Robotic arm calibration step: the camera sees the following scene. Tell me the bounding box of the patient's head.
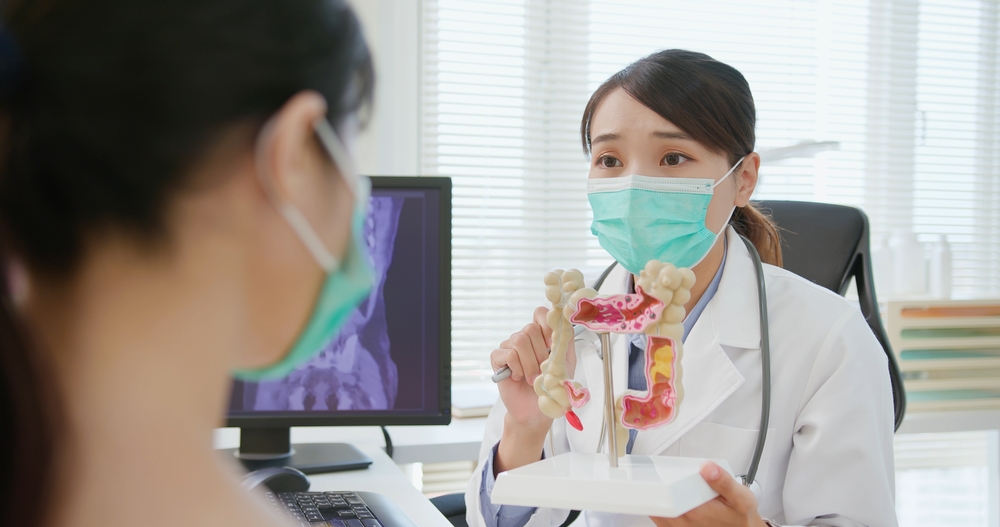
[0,1,373,524]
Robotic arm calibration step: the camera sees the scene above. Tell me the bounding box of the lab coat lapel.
[596,228,759,456]
[709,228,763,350]
[629,329,744,455]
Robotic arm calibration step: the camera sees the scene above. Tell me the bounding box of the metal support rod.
[599,332,618,468]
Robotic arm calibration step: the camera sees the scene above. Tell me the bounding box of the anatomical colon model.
[533,261,694,457]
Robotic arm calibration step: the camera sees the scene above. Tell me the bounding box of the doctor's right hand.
[490,306,578,434]
[491,306,577,473]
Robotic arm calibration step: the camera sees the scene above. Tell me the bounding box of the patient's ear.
[733,153,760,207]
[254,91,332,210]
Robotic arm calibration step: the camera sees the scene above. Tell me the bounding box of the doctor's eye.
[596,155,622,168]
[662,153,690,166]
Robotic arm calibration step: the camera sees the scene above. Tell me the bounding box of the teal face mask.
[587,157,745,275]
[233,119,374,382]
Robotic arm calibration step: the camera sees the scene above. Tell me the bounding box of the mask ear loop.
[314,118,370,206]
[254,118,341,273]
[685,155,747,269]
[712,154,748,236]
[709,155,747,190]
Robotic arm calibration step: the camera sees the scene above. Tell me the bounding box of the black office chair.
[755,200,905,430]
[431,200,907,525]
[430,493,468,527]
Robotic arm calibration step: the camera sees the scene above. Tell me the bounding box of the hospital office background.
[211,1,1000,525]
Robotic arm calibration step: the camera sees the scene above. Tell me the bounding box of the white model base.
[491,452,732,518]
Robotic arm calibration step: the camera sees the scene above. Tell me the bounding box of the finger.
[533,306,553,348]
[505,349,526,382]
[493,348,525,382]
[490,347,510,372]
[699,462,754,514]
[522,322,549,365]
[680,496,732,524]
[509,332,541,382]
[491,332,520,374]
[649,515,688,527]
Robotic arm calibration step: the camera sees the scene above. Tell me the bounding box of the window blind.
[421,0,1000,383]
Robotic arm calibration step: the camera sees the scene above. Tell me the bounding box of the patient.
[0,1,374,526]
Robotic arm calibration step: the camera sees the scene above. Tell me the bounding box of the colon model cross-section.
[535,261,694,448]
[620,335,679,430]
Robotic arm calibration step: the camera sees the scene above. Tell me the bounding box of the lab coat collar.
[708,227,764,350]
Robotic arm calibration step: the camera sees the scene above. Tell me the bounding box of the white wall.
[347,0,421,176]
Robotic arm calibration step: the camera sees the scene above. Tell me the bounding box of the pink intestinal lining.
[570,286,665,333]
[620,335,679,430]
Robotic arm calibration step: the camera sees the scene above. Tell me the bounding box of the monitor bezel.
[224,176,452,428]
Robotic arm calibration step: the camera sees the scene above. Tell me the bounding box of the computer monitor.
[224,176,451,473]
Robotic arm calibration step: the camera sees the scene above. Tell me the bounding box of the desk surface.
[218,410,1000,527]
[305,444,452,527]
[215,418,488,465]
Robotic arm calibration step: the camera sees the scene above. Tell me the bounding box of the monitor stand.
[223,426,373,474]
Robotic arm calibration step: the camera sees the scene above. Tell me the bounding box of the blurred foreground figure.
[0,1,376,526]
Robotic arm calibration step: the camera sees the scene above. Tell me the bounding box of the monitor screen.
[226,177,451,428]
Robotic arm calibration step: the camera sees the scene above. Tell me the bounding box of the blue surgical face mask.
[233,119,374,381]
[587,157,745,275]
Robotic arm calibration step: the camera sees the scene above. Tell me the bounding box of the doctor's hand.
[491,307,577,473]
[492,306,578,429]
[650,462,767,527]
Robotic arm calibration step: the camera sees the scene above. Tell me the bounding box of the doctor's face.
[587,88,759,235]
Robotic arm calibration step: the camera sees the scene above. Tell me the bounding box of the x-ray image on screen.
[236,196,403,412]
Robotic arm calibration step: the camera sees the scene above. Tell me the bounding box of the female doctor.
[467,50,898,527]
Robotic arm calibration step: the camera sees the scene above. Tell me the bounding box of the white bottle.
[890,232,927,296]
[929,234,952,299]
[871,236,895,299]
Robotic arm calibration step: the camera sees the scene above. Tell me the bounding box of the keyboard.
[265,490,418,527]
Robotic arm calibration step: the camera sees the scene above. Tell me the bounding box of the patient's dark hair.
[0,0,373,525]
[581,49,782,267]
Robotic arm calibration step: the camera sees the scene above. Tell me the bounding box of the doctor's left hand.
[650,462,767,527]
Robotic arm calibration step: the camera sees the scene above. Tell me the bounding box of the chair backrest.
[754,200,906,430]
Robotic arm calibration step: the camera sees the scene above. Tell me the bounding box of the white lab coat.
[465,227,898,527]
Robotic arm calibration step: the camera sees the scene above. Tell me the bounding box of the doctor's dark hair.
[0,0,373,525]
[581,49,782,267]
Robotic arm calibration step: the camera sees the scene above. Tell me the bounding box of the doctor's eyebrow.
[651,130,692,141]
[591,130,692,145]
[591,132,620,145]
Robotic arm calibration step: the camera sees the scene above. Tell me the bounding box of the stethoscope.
[526,235,772,489]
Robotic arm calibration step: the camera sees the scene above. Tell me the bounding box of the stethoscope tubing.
[739,235,771,487]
